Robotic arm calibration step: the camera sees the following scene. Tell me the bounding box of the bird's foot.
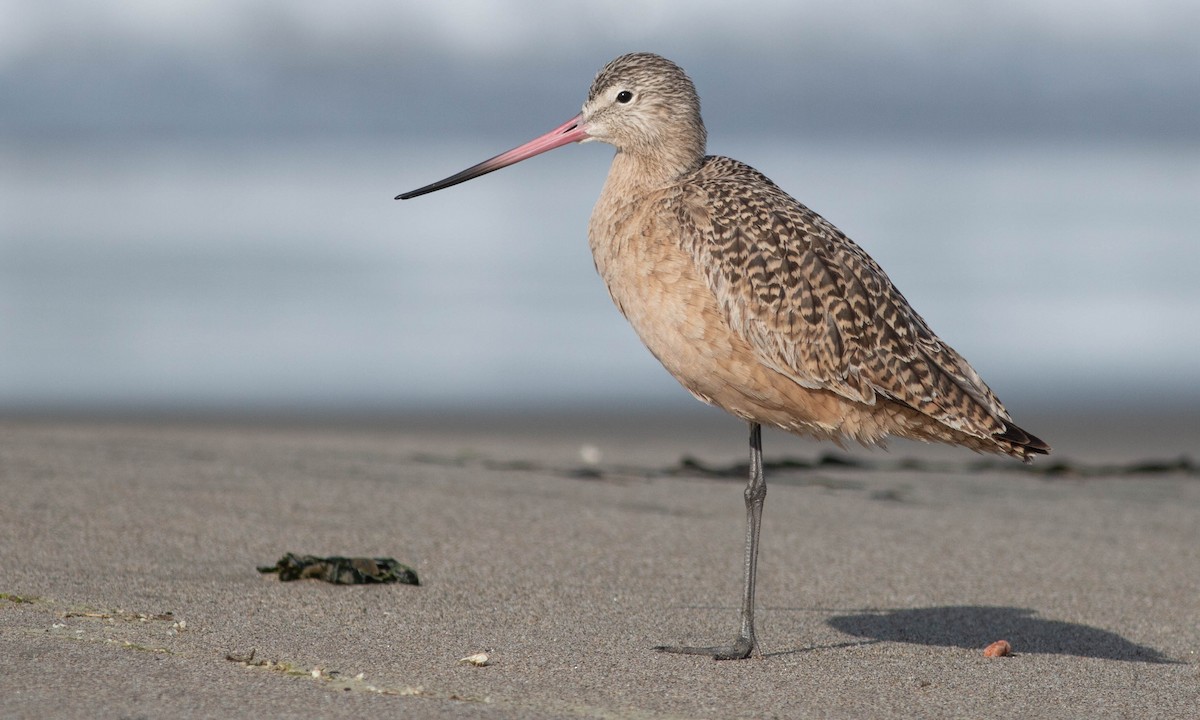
[654,635,757,661]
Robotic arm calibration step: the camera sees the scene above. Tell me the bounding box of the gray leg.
[656,421,766,660]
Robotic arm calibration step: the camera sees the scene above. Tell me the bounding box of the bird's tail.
[995,422,1051,463]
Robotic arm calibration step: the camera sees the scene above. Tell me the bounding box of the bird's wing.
[671,157,1011,438]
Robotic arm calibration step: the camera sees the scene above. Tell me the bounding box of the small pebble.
[579,444,602,465]
[459,652,491,666]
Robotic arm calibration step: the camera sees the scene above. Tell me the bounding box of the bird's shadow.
[816,605,1175,663]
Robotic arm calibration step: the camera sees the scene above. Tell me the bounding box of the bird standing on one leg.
[398,52,1049,660]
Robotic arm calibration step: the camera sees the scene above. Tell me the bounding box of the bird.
[397,52,1049,660]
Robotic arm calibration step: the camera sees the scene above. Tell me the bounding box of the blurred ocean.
[2,135,1197,413]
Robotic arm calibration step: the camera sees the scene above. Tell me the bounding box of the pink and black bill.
[397,115,588,200]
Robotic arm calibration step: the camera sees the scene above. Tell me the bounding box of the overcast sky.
[2,0,1197,140]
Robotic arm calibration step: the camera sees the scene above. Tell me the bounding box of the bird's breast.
[587,193,781,420]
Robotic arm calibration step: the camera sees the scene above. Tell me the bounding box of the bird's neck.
[603,144,702,197]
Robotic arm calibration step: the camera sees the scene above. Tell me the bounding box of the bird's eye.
[616,90,634,104]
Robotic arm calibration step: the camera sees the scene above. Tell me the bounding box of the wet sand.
[1,409,1197,718]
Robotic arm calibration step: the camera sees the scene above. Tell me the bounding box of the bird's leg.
[656,421,766,660]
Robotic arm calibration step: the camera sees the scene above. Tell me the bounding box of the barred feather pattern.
[673,157,1011,435]
[583,53,1048,460]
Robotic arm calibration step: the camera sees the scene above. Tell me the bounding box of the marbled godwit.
[398,52,1049,660]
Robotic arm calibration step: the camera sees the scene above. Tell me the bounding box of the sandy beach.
[2,409,1197,718]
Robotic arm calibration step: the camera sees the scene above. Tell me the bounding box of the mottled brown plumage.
[585,53,1046,460]
[398,51,1048,660]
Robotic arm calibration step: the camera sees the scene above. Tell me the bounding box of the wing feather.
[671,156,1012,440]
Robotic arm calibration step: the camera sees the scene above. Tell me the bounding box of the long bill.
[396,114,589,200]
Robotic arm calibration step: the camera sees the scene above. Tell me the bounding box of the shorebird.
[398,52,1049,660]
